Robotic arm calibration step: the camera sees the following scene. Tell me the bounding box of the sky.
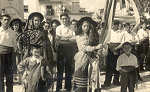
[79,0,106,12]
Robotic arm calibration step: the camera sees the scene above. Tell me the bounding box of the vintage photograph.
[0,0,150,92]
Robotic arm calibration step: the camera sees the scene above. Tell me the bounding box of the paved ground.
[13,71,150,92]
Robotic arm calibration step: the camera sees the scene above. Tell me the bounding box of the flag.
[101,0,117,44]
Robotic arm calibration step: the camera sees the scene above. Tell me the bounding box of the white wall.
[0,0,24,20]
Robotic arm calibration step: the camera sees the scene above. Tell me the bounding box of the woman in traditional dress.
[20,12,55,72]
[73,17,103,92]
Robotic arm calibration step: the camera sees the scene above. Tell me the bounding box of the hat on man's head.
[77,17,97,28]
[28,12,44,22]
[10,18,22,27]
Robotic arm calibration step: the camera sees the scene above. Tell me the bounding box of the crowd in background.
[0,5,150,92]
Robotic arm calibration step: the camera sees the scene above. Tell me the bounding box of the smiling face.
[31,48,41,58]
[12,23,19,31]
[82,21,90,33]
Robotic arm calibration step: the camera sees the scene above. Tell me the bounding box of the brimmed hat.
[77,17,97,28]
[10,18,22,27]
[28,12,44,22]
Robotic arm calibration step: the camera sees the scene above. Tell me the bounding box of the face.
[43,23,50,30]
[71,21,77,30]
[52,22,58,29]
[31,48,41,57]
[113,24,119,31]
[60,16,69,25]
[13,23,19,31]
[33,17,41,27]
[82,21,90,33]
[123,44,132,55]
[1,16,10,27]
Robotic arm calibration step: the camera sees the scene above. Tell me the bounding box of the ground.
[13,71,150,92]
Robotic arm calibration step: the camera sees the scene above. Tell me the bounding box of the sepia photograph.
[0,0,150,92]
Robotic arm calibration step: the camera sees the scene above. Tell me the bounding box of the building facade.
[0,0,24,19]
[24,0,93,20]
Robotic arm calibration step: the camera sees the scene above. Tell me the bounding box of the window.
[46,5,54,16]
[24,5,28,13]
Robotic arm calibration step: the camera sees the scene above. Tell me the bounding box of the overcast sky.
[80,0,106,11]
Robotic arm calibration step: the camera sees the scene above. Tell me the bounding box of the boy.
[116,42,138,92]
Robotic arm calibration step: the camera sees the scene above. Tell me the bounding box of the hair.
[77,20,99,46]
[51,19,61,26]
[60,13,69,19]
[11,21,23,33]
[71,19,78,24]
[0,14,11,20]
[30,44,41,51]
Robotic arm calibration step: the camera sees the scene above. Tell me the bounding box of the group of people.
[0,10,150,92]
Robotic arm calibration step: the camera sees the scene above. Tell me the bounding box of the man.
[102,20,124,88]
[0,14,17,92]
[56,13,76,92]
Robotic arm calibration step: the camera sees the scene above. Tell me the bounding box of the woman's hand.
[96,44,103,50]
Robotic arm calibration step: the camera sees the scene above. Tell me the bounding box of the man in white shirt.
[0,14,17,92]
[102,20,123,88]
[136,23,149,71]
[56,13,76,91]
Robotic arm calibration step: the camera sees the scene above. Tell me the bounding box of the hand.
[96,44,103,49]
[41,76,46,81]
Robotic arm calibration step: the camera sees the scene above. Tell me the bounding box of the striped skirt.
[73,63,89,92]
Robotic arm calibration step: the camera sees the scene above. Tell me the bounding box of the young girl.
[73,17,103,92]
[18,44,49,92]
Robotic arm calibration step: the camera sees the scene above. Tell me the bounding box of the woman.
[73,17,103,92]
[10,18,23,64]
[20,12,55,75]
[10,18,23,83]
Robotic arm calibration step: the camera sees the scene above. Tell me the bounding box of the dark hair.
[42,21,51,26]
[71,19,78,24]
[77,20,99,46]
[11,21,23,33]
[60,13,69,19]
[51,19,61,26]
[30,44,41,50]
[0,14,11,20]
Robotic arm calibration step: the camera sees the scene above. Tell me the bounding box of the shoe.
[101,84,110,89]
[113,82,120,86]
[95,88,101,92]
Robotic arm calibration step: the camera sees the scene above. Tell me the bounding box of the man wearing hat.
[0,14,17,92]
[56,13,76,91]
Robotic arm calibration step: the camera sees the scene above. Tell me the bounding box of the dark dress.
[20,27,55,71]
